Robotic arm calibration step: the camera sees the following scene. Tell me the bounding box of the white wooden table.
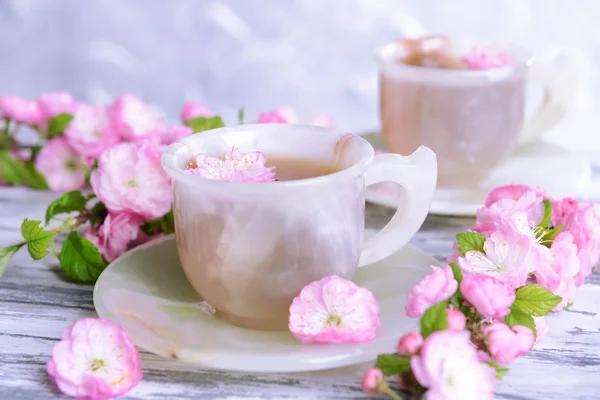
[0,196,599,399]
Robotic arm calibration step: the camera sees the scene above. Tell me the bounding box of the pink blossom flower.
[550,197,580,227]
[464,47,517,70]
[446,241,461,264]
[143,125,194,146]
[397,331,423,355]
[90,141,171,219]
[311,113,336,128]
[288,275,380,344]
[64,104,120,158]
[533,316,546,345]
[37,92,78,132]
[558,201,600,282]
[187,147,276,183]
[257,106,336,127]
[458,230,532,290]
[88,212,145,262]
[475,190,545,237]
[405,265,458,318]
[484,184,538,207]
[534,232,580,311]
[35,137,85,191]
[482,322,534,364]
[361,368,384,394]
[113,93,164,140]
[461,275,515,318]
[180,102,212,122]
[0,95,42,124]
[46,318,142,399]
[257,106,297,123]
[411,330,496,400]
[447,309,466,331]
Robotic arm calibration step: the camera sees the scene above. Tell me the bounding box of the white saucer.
[361,133,593,216]
[93,232,436,373]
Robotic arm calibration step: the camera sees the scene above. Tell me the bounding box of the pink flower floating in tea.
[46,318,143,399]
[186,147,277,183]
[463,47,517,70]
[288,275,380,344]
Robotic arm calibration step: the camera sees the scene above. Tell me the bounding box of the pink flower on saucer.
[288,275,380,344]
[46,318,143,399]
[464,47,516,70]
[113,93,164,140]
[187,147,276,183]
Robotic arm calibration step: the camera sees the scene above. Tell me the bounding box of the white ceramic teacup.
[162,124,437,330]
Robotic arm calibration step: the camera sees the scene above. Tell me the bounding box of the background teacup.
[161,124,437,331]
[377,36,572,188]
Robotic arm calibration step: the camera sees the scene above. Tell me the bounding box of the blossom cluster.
[362,184,600,399]
[0,94,334,283]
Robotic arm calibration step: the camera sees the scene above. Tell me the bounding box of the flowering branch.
[363,185,600,399]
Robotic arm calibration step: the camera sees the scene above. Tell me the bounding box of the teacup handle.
[519,49,581,145]
[358,146,437,267]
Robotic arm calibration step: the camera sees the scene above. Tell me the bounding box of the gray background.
[0,0,598,151]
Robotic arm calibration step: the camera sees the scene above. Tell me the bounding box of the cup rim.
[161,123,374,191]
[375,38,533,80]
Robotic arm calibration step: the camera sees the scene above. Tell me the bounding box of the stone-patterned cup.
[378,37,569,188]
[161,123,437,330]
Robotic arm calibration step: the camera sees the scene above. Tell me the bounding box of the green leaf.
[505,308,537,340]
[0,150,27,185]
[374,354,411,377]
[484,361,509,380]
[24,163,49,189]
[45,190,87,225]
[512,284,562,317]
[47,113,74,138]
[142,208,175,235]
[186,116,225,133]
[89,200,107,227]
[0,243,25,278]
[449,262,463,283]
[21,219,57,260]
[0,152,49,189]
[161,209,175,234]
[420,300,449,338]
[238,108,245,124]
[542,224,564,245]
[538,199,552,228]
[59,231,107,283]
[456,232,487,255]
[83,159,98,187]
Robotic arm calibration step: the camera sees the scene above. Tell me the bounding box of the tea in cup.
[161,124,437,330]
